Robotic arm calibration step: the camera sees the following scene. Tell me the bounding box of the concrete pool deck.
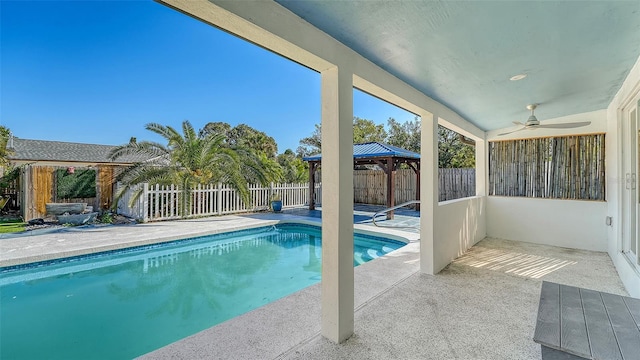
[0,208,629,359]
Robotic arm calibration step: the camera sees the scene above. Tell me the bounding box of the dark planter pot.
[271,200,282,212]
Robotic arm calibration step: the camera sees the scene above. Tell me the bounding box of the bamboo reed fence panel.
[489,134,605,200]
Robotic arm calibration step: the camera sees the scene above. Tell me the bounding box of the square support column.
[475,136,487,197]
[320,66,354,343]
[420,112,438,274]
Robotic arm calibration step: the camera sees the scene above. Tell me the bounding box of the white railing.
[117,182,321,222]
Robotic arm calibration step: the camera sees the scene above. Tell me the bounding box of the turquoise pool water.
[0,223,405,359]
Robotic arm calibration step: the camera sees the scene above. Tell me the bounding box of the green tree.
[230,124,278,158]
[0,126,20,193]
[353,117,387,144]
[297,123,322,157]
[296,117,475,169]
[110,120,275,215]
[297,117,387,157]
[277,149,308,183]
[387,117,420,153]
[199,122,231,139]
[201,122,278,158]
[438,125,475,168]
[201,122,282,183]
[0,126,13,167]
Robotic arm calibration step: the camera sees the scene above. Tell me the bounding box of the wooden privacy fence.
[353,169,415,205]
[117,182,322,222]
[353,168,476,204]
[21,164,121,221]
[489,134,605,200]
[23,165,54,221]
[438,168,476,202]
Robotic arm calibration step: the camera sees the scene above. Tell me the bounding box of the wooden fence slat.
[353,168,475,204]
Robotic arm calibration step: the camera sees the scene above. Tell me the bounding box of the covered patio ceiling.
[276,0,640,131]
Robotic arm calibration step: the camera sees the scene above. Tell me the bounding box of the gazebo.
[303,142,420,218]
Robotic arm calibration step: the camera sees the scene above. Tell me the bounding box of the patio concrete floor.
[0,206,629,359]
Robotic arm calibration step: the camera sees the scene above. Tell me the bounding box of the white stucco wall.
[485,110,609,252]
[486,197,607,252]
[485,54,640,296]
[433,196,486,273]
[606,53,640,298]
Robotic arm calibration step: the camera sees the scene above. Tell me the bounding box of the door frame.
[620,92,640,268]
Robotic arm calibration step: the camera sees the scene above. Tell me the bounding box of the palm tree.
[0,126,13,167]
[110,121,275,216]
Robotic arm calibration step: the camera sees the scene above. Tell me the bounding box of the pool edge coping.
[0,216,417,268]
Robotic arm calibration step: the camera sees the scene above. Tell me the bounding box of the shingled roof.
[302,142,420,162]
[8,138,151,164]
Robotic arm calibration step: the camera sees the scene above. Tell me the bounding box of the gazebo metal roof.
[303,142,421,217]
[302,142,420,161]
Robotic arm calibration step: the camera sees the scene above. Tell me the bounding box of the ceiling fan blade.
[512,121,525,126]
[536,121,591,129]
[498,127,526,136]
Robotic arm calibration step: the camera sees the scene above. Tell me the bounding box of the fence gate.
[24,165,54,221]
[98,165,115,210]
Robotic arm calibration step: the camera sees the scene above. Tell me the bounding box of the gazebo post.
[386,156,395,219]
[309,161,317,210]
[415,162,420,211]
[407,161,421,211]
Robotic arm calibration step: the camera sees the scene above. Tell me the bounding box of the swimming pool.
[0,223,405,359]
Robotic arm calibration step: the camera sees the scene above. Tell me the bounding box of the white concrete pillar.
[476,135,487,197]
[420,112,438,274]
[320,66,354,343]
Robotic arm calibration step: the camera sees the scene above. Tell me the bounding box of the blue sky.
[1,0,416,153]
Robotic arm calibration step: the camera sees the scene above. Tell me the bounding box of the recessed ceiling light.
[510,74,527,81]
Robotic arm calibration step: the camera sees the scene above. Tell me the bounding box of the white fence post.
[142,183,149,222]
[217,183,222,216]
[169,184,175,219]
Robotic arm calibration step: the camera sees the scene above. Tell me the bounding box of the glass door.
[623,99,639,265]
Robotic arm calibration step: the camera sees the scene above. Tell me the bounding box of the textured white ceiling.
[276,0,640,130]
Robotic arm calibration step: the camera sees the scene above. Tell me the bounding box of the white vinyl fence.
[117,182,322,222]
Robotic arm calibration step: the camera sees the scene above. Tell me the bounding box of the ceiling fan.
[498,104,591,136]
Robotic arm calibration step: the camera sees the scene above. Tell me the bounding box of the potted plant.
[271,193,282,212]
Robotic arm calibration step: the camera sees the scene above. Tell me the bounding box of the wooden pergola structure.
[303,142,420,218]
